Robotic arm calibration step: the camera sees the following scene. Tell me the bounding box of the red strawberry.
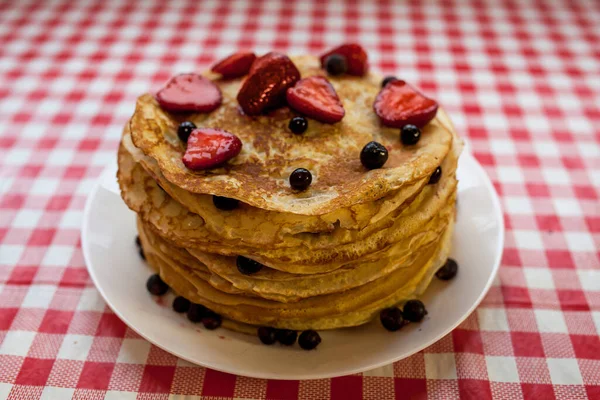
[320,43,368,76]
[373,80,438,128]
[156,74,222,113]
[248,53,270,75]
[286,76,345,123]
[211,52,256,79]
[182,128,242,170]
[237,52,300,115]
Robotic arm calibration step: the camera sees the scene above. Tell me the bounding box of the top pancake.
[129,55,452,215]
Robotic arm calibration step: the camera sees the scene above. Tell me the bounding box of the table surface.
[1,0,599,399]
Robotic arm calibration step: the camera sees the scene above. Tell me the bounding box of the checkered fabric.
[0,0,599,398]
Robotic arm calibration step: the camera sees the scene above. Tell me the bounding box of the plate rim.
[81,151,504,380]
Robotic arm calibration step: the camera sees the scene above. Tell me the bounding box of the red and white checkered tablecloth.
[0,0,599,398]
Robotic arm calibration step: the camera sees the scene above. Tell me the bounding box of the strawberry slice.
[248,53,270,75]
[182,128,242,170]
[286,76,345,123]
[156,74,222,113]
[319,43,368,76]
[237,52,300,115]
[211,52,256,79]
[373,80,438,128]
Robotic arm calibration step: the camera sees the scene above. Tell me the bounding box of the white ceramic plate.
[82,150,503,380]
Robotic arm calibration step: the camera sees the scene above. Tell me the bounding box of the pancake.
[124,110,460,243]
[140,216,454,330]
[137,218,258,298]
[119,49,463,336]
[129,55,452,215]
[139,209,451,302]
[119,142,457,272]
[117,131,459,269]
[123,127,430,243]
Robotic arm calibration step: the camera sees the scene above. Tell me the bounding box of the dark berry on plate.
[429,166,442,184]
[202,312,222,330]
[324,54,348,76]
[403,300,428,322]
[298,330,321,350]
[436,258,458,280]
[177,121,196,143]
[289,168,312,191]
[187,303,208,323]
[360,141,388,170]
[146,274,168,296]
[135,235,141,247]
[276,329,298,346]
[382,76,398,87]
[401,124,421,145]
[139,248,146,261]
[380,307,404,331]
[172,296,191,313]
[213,195,239,211]
[289,116,308,134]
[236,256,263,275]
[258,327,277,345]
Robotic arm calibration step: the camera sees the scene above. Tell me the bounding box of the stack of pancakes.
[117,55,462,334]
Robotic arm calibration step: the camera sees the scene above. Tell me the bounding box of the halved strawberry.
[182,128,242,170]
[237,52,300,115]
[286,76,345,123]
[373,80,438,128]
[248,53,270,75]
[319,43,368,76]
[211,52,256,79]
[156,74,222,113]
